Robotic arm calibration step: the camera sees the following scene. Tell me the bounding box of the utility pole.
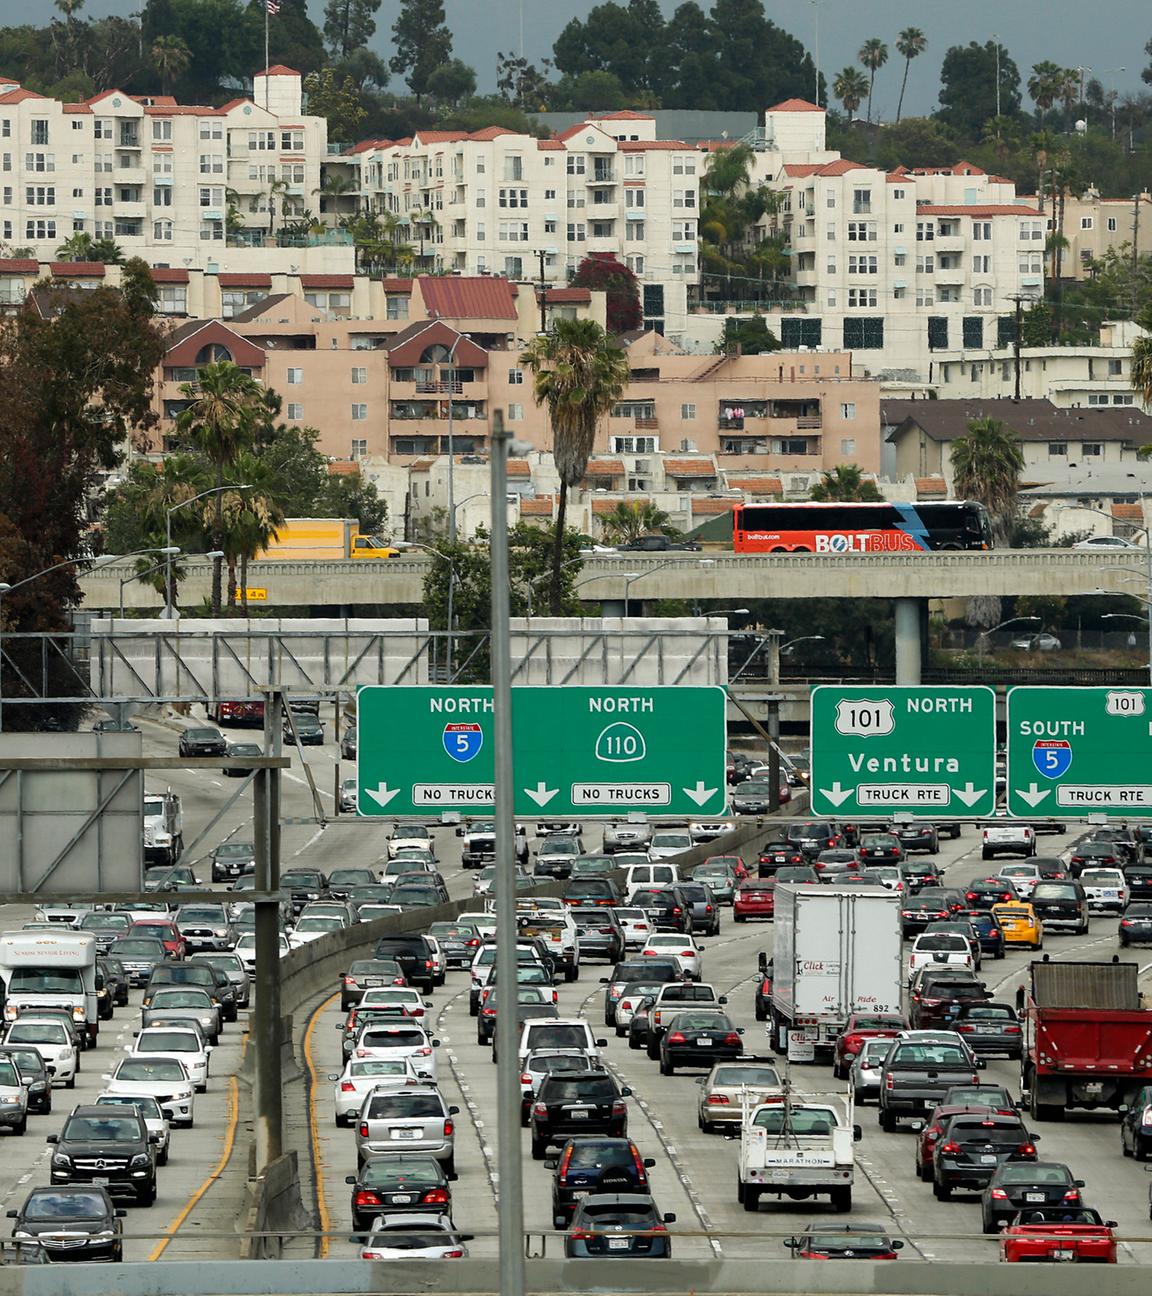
[535,249,548,333]
[253,687,284,1172]
[1133,194,1141,320]
[1006,293,1027,401]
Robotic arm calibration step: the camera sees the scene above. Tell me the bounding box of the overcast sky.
[6,0,1147,119]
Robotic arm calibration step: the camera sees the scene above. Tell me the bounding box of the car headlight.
[178,1088,193,1101]
[51,1154,71,1167]
[214,929,227,937]
[57,1049,71,1061]
[130,1153,151,1168]
[0,1096,18,1105]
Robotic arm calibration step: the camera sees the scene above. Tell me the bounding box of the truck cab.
[737,1093,859,1214]
[0,931,100,1045]
[143,790,183,865]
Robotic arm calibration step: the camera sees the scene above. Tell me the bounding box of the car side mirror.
[543,1159,557,1170]
[1106,1220,1119,1228]
[448,1106,460,1116]
[853,1124,862,1142]
[1074,1179,1085,1188]
[695,1077,705,1085]
[976,1059,986,1069]
[643,1156,656,1168]
[910,1120,924,1132]
[719,996,728,1005]
[891,1239,905,1250]
[620,1087,632,1097]
[149,1133,159,1143]
[101,1073,111,1081]
[327,1074,340,1082]
[45,1134,57,1144]
[598,977,609,984]
[996,1220,1008,1230]
[662,1213,676,1224]
[1029,1132,1040,1141]
[596,1039,607,1047]
[782,1236,798,1248]
[123,1046,132,1053]
[737,1028,744,1035]
[432,1040,440,1047]
[345,1175,356,1185]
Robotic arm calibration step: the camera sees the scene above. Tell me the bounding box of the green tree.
[1132,303,1152,414]
[549,70,626,111]
[1028,60,1067,122]
[54,232,123,264]
[218,454,285,614]
[521,319,630,614]
[810,465,881,501]
[1020,299,1054,346]
[315,468,388,534]
[720,316,780,354]
[150,34,191,93]
[302,67,367,144]
[141,0,260,102]
[832,66,868,118]
[871,117,959,171]
[895,26,927,123]
[572,255,642,334]
[950,417,1025,546]
[857,37,888,123]
[426,58,477,106]
[391,0,453,102]
[495,51,554,110]
[598,501,680,544]
[936,40,1021,136]
[174,362,264,614]
[322,0,381,59]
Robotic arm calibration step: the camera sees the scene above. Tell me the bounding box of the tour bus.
[731,500,993,554]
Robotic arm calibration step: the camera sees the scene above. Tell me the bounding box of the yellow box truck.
[254,518,398,561]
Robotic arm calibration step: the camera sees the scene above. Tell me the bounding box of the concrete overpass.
[83,549,1144,612]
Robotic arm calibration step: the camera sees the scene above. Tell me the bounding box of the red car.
[832,1012,908,1079]
[999,1207,1117,1263]
[734,879,775,923]
[707,855,749,881]
[913,1103,996,1180]
[128,919,185,959]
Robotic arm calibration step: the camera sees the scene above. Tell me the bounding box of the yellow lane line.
[304,992,338,1259]
[149,1032,246,1262]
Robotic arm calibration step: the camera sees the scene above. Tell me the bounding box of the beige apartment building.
[0,67,329,266]
[330,113,700,339]
[1061,191,1152,278]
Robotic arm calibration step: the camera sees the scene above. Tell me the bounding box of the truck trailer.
[254,518,397,561]
[0,931,99,1045]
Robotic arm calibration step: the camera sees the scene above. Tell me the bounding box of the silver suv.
[354,1086,459,1176]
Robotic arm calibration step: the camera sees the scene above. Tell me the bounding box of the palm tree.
[950,417,1025,546]
[1028,61,1065,122]
[175,362,265,614]
[832,67,869,120]
[218,468,285,615]
[150,35,191,95]
[810,465,882,502]
[520,319,630,613]
[268,177,290,240]
[1131,305,1152,414]
[314,171,357,224]
[857,38,888,122]
[598,501,680,545]
[894,27,926,123]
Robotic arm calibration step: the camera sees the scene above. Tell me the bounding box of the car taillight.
[344,977,357,987]
[956,1024,973,1033]
[1122,920,1134,927]
[706,1093,730,1105]
[681,950,695,958]
[340,1081,356,1093]
[989,1188,1008,1200]
[939,1141,961,1155]
[885,1073,894,1090]
[482,1007,496,1016]
[359,1122,369,1137]
[425,960,433,968]
[667,1032,686,1044]
[444,1120,454,1136]
[443,1249,464,1259]
[533,1102,547,1117]
[723,1032,741,1046]
[1062,1189,1080,1201]
[1019,1143,1036,1156]
[611,1100,627,1115]
[841,1034,861,1053]
[671,908,681,915]
[570,1230,594,1242]
[1005,1025,1021,1033]
[467,938,480,947]
[417,1046,432,1056]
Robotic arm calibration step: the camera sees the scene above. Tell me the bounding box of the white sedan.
[352,1022,439,1082]
[641,933,704,979]
[234,931,291,971]
[288,915,346,949]
[329,1055,422,1126]
[614,907,654,949]
[358,988,429,1022]
[997,862,1041,899]
[95,1092,172,1165]
[360,1212,468,1260]
[102,1055,195,1126]
[906,933,975,984]
[127,1025,213,1093]
[1,1019,78,1088]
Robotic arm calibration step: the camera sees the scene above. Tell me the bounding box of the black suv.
[910,971,991,1029]
[8,1186,125,1262]
[177,726,227,758]
[529,1071,629,1160]
[47,1104,158,1205]
[901,893,951,937]
[569,908,625,963]
[786,822,844,860]
[545,1137,656,1227]
[1029,880,1089,934]
[373,935,437,993]
[932,1112,1037,1199]
[281,869,329,914]
[629,887,691,933]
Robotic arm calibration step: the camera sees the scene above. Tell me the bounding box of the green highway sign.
[1006,686,1152,817]
[810,685,997,819]
[355,685,728,819]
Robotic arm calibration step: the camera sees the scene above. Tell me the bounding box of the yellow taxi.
[991,901,1043,950]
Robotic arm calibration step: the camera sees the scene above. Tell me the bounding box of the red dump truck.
[1020,959,1152,1120]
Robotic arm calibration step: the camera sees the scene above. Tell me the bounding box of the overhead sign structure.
[1006,686,1152,817]
[810,685,996,819]
[355,685,727,819]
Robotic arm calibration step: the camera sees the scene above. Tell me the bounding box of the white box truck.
[768,884,903,1056]
[737,1090,861,1213]
[0,931,99,1045]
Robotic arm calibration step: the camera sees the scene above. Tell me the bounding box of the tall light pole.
[622,558,698,617]
[165,484,252,618]
[976,615,1039,662]
[442,334,466,544]
[526,557,606,617]
[119,550,224,618]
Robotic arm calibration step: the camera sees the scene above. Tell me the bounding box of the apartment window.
[25,153,54,172]
[199,219,223,241]
[507,402,523,421]
[916,221,934,242]
[504,256,523,277]
[566,154,585,175]
[1,188,9,205]
[681,403,696,420]
[285,403,303,420]
[475,188,486,208]
[1082,442,1102,456]
[25,186,54,206]
[847,288,877,308]
[1047,442,1068,456]
[155,283,186,313]
[29,119,47,146]
[624,154,645,177]
[1018,254,1042,275]
[503,155,523,181]
[671,154,696,175]
[916,255,934,274]
[840,403,856,420]
[780,318,822,348]
[94,220,113,238]
[152,120,172,141]
[152,218,173,241]
[591,221,613,238]
[841,438,857,455]
[153,155,173,176]
[386,296,409,320]
[625,188,645,209]
[625,254,644,274]
[825,190,836,208]
[1108,216,1118,232]
[2,221,10,239]
[1108,358,1123,376]
[973,287,993,307]
[852,188,872,214]
[199,120,222,140]
[24,219,55,239]
[248,130,275,151]
[508,368,523,385]
[280,129,304,151]
[626,221,645,242]
[673,189,696,208]
[1080,216,1094,230]
[672,221,695,242]
[916,288,935,307]
[893,252,906,267]
[566,222,586,242]
[962,316,984,348]
[927,317,949,349]
[280,163,305,184]
[475,221,485,241]
[287,367,303,385]
[566,192,585,210]
[152,185,173,206]
[0,120,8,139]
[351,367,367,385]
[610,435,657,454]
[351,403,368,421]
[972,254,991,273]
[892,188,905,200]
[1020,220,1043,241]
[498,187,528,208]
[198,187,224,208]
[543,219,556,234]
[848,255,877,274]
[94,186,112,207]
[847,221,876,242]
[498,221,528,242]
[972,221,992,240]
[199,155,223,174]
[842,318,884,349]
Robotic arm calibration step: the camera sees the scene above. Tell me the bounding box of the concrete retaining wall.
[240,1154,307,1261]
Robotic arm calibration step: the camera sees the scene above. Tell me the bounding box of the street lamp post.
[392,540,459,680]
[622,558,700,617]
[119,550,224,618]
[165,484,252,618]
[975,615,1040,662]
[525,555,590,618]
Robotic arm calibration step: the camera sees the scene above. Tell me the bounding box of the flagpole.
[263,0,270,110]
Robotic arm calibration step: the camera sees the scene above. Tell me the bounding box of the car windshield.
[350,1060,409,1078]
[24,1192,107,1221]
[360,1160,441,1187]
[964,1007,1013,1021]
[360,1030,426,1049]
[367,1093,443,1119]
[1033,884,1078,900]
[215,845,252,859]
[712,1065,780,1086]
[1016,1209,1102,1226]
[859,1039,892,1062]
[670,1012,730,1031]
[151,991,211,1008]
[525,1025,587,1050]
[179,909,224,923]
[112,940,165,956]
[8,970,84,995]
[62,1116,139,1142]
[568,1141,635,1169]
[139,1032,200,1053]
[915,935,969,951]
[999,1164,1070,1183]
[116,1059,185,1081]
[753,1108,836,1134]
[82,914,129,930]
[890,1044,969,1068]
[580,1204,657,1225]
[96,1096,161,1118]
[651,835,689,848]
[542,1077,615,1101]
[297,917,342,932]
[851,1016,902,1031]
[7,1025,65,1043]
[950,1120,1025,1144]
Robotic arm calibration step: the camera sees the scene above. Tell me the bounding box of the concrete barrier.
[239,1153,307,1261]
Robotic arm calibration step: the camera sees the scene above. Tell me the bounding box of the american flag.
[265,0,280,13]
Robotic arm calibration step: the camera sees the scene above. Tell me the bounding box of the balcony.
[589,168,615,185]
[934,234,965,253]
[934,265,966,285]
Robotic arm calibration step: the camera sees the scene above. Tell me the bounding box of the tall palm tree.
[810,465,882,502]
[857,38,888,123]
[175,362,264,614]
[1028,61,1065,123]
[132,454,211,610]
[894,28,926,123]
[218,467,285,615]
[314,171,357,224]
[151,35,191,95]
[598,501,679,545]
[832,67,869,120]
[268,177,290,240]
[521,319,630,613]
[1131,305,1152,414]
[950,417,1025,546]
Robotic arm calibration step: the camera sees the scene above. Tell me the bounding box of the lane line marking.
[303,990,339,1260]
[148,1035,244,1262]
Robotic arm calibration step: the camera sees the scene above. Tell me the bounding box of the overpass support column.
[894,598,926,686]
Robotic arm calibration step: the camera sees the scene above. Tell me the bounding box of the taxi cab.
[990,902,1043,950]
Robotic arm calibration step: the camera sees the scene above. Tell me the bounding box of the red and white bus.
[731,501,993,554]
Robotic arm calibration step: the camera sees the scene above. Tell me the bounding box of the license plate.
[93,1177,109,1186]
[607,1238,630,1251]
[393,1128,420,1139]
[980,1154,997,1164]
[1025,1193,1045,1202]
[975,1024,997,1033]
[1052,1249,1074,1261]
[391,1194,413,1204]
[697,1037,712,1046]
[570,1109,589,1119]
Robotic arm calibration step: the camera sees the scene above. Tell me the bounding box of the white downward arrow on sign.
[364,783,400,808]
[1018,782,1052,807]
[682,781,717,807]
[524,781,558,807]
[819,782,852,807]
[953,782,987,807]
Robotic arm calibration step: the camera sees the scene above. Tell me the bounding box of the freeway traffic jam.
[5,703,1152,1267]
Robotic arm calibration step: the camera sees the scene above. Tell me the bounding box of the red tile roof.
[0,88,46,104]
[1113,503,1143,521]
[50,262,105,277]
[0,259,38,274]
[419,276,517,321]
[767,98,824,113]
[593,110,655,120]
[536,139,565,151]
[258,65,300,77]
[918,205,1044,217]
[691,498,738,515]
[299,274,354,289]
[217,273,272,287]
[725,476,782,495]
[506,459,531,478]
[468,126,516,141]
[412,130,468,144]
[909,161,986,176]
[592,496,647,514]
[327,460,361,476]
[584,459,625,477]
[521,496,555,517]
[343,138,391,154]
[145,105,219,116]
[915,477,948,497]
[62,103,92,115]
[149,267,189,283]
[664,458,717,477]
[545,287,591,304]
[380,278,413,293]
[617,140,690,151]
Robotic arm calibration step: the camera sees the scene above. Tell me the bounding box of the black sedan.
[785,1222,904,1260]
[8,1186,124,1262]
[757,841,805,875]
[658,1010,743,1075]
[177,726,227,758]
[980,1162,1084,1233]
[901,860,942,892]
[1120,902,1152,945]
[900,894,951,937]
[563,1194,674,1258]
[952,1002,1023,1058]
[962,909,1006,959]
[284,714,324,745]
[858,833,904,863]
[546,1138,655,1227]
[896,824,939,855]
[224,742,262,777]
[964,878,1019,910]
[345,1155,450,1234]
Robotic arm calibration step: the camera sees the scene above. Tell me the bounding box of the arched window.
[195,343,233,364]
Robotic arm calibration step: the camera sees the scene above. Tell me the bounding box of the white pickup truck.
[736,1092,860,1213]
[981,822,1036,860]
